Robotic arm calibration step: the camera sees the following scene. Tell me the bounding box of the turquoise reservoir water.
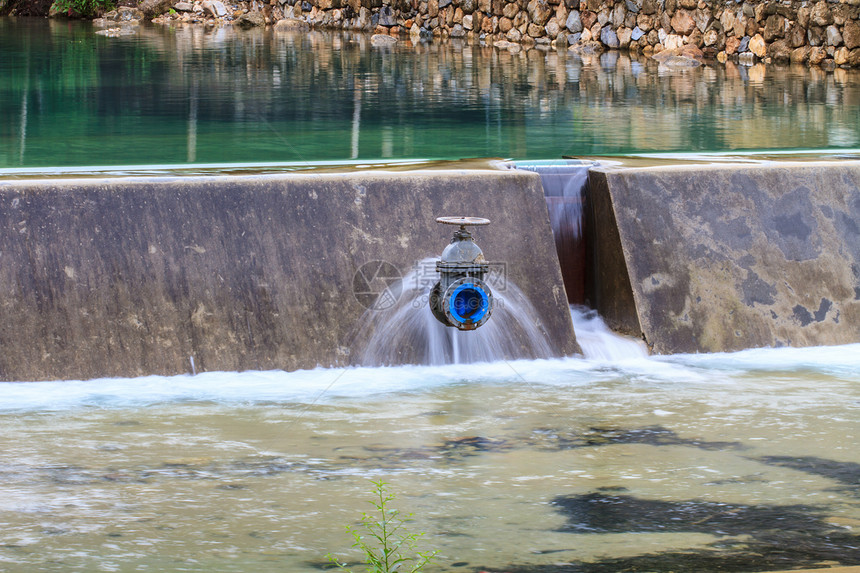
[3,18,860,169]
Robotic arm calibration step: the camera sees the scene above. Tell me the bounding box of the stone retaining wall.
[118,0,860,68]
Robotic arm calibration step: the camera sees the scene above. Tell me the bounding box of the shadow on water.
[757,456,860,499]
[477,493,860,573]
[758,455,860,487]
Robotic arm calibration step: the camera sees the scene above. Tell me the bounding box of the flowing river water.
[0,311,857,572]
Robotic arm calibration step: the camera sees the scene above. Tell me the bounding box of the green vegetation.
[327,481,438,573]
[51,0,114,17]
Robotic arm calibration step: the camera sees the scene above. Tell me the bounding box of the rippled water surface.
[0,337,858,572]
[3,18,860,169]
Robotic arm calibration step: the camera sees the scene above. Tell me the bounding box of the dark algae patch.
[476,493,860,573]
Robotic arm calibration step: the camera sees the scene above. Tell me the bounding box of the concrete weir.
[587,160,860,354]
[0,169,578,381]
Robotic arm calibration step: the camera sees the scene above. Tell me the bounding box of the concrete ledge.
[588,161,860,354]
[0,170,577,381]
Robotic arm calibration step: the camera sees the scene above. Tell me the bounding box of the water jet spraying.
[429,217,494,331]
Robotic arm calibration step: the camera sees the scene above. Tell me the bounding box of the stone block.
[809,45,827,64]
[725,34,740,53]
[810,0,833,26]
[767,38,792,61]
[845,21,860,49]
[763,13,785,41]
[790,45,811,62]
[748,32,766,56]
[140,0,173,17]
[588,162,860,354]
[639,0,657,14]
[789,24,807,48]
[826,24,843,46]
[527,0,552,24]
[808,25,825,46]
[580,8,596,28]
[611,1,625,26]
[565,8,581,31]
[600,24,618,46]
[235,9,265,26]
[692,7,710,32]
[616,25,632,46]
[670,8,695,35]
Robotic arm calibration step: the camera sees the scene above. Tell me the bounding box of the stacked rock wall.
[141,0,860,68]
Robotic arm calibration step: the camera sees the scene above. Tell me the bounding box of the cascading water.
[515,160,651,360]
[353,160,650,366]
[570,305,648,360]
[514,160,594,305]
[352,258,554,366]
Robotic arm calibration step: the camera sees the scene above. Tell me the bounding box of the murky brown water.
[0,346,857,572]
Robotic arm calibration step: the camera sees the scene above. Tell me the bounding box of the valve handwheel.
[435,216,491,227]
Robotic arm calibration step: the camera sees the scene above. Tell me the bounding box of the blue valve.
[429,217,494,331]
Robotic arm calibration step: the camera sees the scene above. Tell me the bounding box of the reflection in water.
[2,19,860,168]
[0,346,858,571]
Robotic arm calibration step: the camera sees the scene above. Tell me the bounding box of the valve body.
[429,217,494,331]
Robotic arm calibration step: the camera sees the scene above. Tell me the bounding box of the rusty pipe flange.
[440,277,494,331]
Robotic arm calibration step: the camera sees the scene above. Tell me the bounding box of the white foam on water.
[0,294,856,414]
[1,331,859,414]
[570,305,649,361]
[660,342,860,376]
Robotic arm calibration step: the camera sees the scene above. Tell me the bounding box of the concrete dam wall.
[0,170,578,381]
[587,160,860,354]
[6,160,860,380]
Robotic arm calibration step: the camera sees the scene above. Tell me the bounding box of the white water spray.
[352,258,555,366]
[570,305,649,360]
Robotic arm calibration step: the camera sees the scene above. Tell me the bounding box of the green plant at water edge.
[52,0,114,17]
[327,480,438,573]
